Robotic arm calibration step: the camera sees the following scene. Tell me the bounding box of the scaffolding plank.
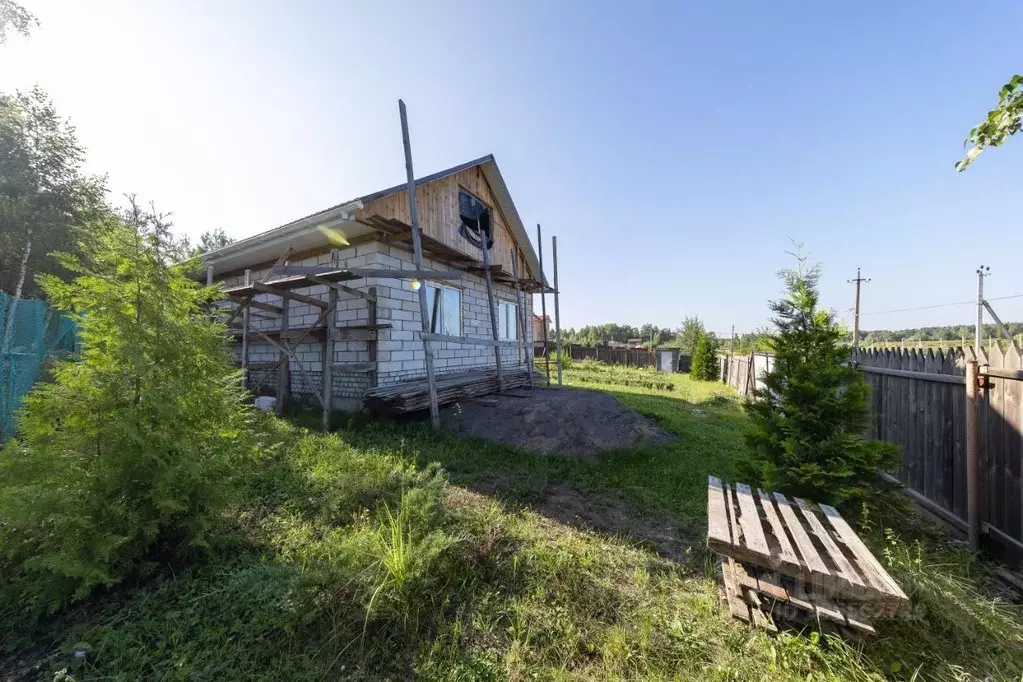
[231,328,328,342]
[225,270,362,297]
[421,332,520,347]
[228,295,281,315]
[277,265,463,281]
[306,275,376,302]
[252,282,327,309]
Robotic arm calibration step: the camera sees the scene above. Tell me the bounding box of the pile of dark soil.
[440,387,674,461]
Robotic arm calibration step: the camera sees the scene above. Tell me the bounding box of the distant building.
[532,313,551,345]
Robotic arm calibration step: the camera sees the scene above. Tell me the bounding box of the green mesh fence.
[0,291,77,440]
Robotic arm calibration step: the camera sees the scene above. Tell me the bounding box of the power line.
[859,293,1023,317]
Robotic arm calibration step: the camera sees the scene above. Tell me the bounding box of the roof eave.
[204,199,364,268]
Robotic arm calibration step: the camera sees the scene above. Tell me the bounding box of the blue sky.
[3,1,1023,335]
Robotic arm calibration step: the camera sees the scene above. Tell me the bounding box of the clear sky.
[3,1,1023,335]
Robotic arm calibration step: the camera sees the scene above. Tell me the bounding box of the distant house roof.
[205,155,546,286]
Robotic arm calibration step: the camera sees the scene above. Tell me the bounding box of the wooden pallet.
[708,476,908,611]
[721,556,877,635]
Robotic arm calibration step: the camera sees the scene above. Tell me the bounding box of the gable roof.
[206,155,546,285]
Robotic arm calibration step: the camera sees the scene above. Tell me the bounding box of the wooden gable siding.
[355,166,531,278]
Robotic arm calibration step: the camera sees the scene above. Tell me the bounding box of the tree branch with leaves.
[0,0,37,44]
[956,74,1023,171]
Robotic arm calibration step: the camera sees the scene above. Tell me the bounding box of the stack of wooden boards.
[707,476,908,635]
[365,369,532,415]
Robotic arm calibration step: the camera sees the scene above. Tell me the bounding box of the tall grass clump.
[875,529,1023,677]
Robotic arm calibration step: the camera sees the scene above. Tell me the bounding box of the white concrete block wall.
[216,240,533,408]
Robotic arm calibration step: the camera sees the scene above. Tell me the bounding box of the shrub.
[550,346,572,370]
[0,204,256,612]
[743,251,899,511]
[690,333,719,381]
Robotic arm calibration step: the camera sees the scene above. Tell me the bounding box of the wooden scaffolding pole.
[553,235,563,387]
[481,229,505,392]
[537,224,551,387]
[321,249,339,431]
[242,268,250,388]
[367,286,378,388]
[398,99,440,428]
[275,292,290,415]
[510,248,532,386]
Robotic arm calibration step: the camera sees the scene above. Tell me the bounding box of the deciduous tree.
[0,0,37,44]
[677,316,705,355]
[184,227,234,258]
[0,87,108,298]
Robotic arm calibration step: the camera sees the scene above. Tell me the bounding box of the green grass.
[4,363,1023,680]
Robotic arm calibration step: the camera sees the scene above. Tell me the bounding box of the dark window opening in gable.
[459,189,493,249]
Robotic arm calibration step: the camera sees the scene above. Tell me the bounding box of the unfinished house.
[205,155,547,415]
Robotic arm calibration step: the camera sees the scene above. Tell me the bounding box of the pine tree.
[0,200,256,611]
[743,252,899,511]
[690,332,719,381]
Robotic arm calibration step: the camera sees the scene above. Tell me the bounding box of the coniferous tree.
[743,251,899,510]
[690,332,719,381]
[0,200,256,611]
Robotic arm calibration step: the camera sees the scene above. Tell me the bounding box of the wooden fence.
[720,346,1023,552]
[719,353,774,396]
[568,345,691,371]
[857,346,1023,551]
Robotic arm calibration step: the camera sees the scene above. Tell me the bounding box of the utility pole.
[976,265,989,360]
[848,267,870,350]
[730,325,735,355]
